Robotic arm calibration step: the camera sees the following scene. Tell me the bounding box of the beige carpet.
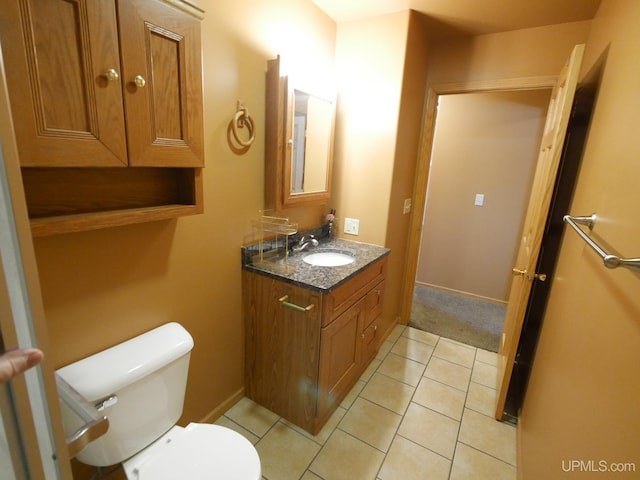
[409,285,506,352]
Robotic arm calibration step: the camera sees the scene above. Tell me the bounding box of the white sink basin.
[303,251,355,267]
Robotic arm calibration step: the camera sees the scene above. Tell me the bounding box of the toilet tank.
[56,322,194,467]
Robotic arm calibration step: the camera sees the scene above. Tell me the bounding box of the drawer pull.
[279,295,315,313]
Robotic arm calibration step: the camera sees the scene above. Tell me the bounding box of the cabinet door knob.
[134,75,146,88]
[105,68,119,82]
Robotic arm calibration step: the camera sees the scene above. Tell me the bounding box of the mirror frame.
[264,56,335,211]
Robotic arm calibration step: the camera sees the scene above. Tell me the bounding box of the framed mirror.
[265,57,335,211]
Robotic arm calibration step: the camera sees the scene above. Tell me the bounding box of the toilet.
[56,322,261,480]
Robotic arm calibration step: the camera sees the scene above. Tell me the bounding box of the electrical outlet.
[474,193,485,206]
[403,198,412,214]
[344,217,360,235]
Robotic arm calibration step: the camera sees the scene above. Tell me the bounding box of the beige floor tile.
[376,341,393,361]
[391,336,435,364]
[413,377,466,421]
[387,324,406,343]
[458,409,516,465]
[360,372,415,415]
[378,435,451,480]
[450,442,516,480]
[255,422,320,480]
[300,471,323,480]
[476,348,498,366]
[338,397,401,452]
[437,335,474,349]
[224,327,518,480]
[471,359,498,389]
[403,326,439,347]
[378,352,426,387]
[434,339,476,368]
[341,379,366,409]
[360,357,381,381]
[398,402,460,459]
[224,397,279,437]
[465,382,497,417]
[309,429,385,480]
[282,406,346,446]
[214,415,260,444]
[425,357,472,392]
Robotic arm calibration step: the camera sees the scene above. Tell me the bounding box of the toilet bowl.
[122,423,260,480]
[56,323,260,479]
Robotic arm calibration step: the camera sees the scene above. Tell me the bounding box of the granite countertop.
[242,238,390,293]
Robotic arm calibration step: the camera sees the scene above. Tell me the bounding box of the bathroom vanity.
[242,239,390,434]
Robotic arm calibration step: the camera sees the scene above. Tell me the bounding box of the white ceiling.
[312,0,601,38]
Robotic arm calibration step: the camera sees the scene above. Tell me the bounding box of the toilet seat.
[122,423,261,480]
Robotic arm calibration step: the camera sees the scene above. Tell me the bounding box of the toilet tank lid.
[56,322,194,401]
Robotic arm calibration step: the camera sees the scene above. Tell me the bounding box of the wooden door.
[118,0,204,167]
[0,0,127,167]
[495,44,585,420]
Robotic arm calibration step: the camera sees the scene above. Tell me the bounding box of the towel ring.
[231,103,255,148]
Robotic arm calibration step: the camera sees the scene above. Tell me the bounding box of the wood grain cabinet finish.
[243,257,387,435]
[2,0,203,168]
[0,0,205,236]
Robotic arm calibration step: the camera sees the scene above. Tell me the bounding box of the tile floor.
[216,324,516,480]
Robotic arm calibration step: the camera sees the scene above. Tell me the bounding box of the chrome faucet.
[293,235,319,252]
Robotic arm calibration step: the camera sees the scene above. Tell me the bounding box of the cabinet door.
[243,272,321,431]
[317,299,364,422]
[118,0,204,167]
[364,280,385,328]
[0,0,128,167]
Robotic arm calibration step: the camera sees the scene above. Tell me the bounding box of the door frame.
[0,47,73,478]
[400,75,558,325]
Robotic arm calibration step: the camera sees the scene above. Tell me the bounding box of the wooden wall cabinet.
[243,257,387,435]
[0,0,205,236]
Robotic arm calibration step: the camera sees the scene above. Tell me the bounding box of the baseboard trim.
[198,387,246,424]
[415,281,507,306]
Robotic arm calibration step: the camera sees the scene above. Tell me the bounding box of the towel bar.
[563,214,640,271]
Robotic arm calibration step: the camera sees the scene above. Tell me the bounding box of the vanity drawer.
[321,257,387,327]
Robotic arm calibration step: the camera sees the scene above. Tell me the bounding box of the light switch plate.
[344,217,360,235]
[403,198,412,214]
[474,194,485,206]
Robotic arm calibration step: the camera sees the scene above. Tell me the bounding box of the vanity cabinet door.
[243,272,322,432]
[361,321,379,365]
[0,0,128,167]
[364,280,385,327]
[317,299,365,424]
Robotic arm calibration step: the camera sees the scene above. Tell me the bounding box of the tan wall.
[331,11,431,330]
[383,13,431,328]
[332,11,410,245]
[427,20,593,85]
[416,90,550,302]
[520,1,640,477]
[31,0,336,432]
